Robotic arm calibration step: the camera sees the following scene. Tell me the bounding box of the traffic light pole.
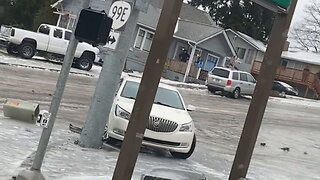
[112,1,183,179]
[228,0,298,179]
[16,1,91,179]
[80,0,140,148]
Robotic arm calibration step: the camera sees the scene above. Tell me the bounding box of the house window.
[287,61,295,68]
[237,47,246,59]
[294,62,303,70]
[134,28,154,52]
[281,60,288,67]
[245,49,255,64]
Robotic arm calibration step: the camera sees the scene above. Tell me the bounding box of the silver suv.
[207,67,257,98]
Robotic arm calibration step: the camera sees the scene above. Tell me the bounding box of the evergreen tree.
[0,0,57,30]
[33,0,58,30]
[188,0,275,42]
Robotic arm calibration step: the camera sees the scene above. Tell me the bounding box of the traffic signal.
[268,0,291,9]
[75,8,113,47]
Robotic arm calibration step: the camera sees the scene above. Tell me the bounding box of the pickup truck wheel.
[75,56,93,71]
[19,42,35,59]
[7,43,19,55]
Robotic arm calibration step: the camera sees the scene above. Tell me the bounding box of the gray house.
[227,29,320,99]
[52,0,236,81]
[225,29,266,73]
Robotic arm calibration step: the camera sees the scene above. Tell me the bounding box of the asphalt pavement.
[0,53,320,180]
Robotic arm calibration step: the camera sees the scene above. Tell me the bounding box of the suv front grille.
[146,116,178,133]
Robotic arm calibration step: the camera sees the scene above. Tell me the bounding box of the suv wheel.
[207,86,216,93]
[232,88,240,99]
[19,42,36,59]
[170,135,196,159]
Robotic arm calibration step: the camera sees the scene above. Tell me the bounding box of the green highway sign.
[268,0,291,9]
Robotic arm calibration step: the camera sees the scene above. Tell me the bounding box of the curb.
[0,61,94,77]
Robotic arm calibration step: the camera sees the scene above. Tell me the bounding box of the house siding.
[226,31,260,73]
[198,34,232,58]
[256,51,265,62]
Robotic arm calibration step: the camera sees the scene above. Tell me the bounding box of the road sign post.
[105,31,121,50]
[80,0,144,148]
[16,1,92,179]
[228,0,298,179]
[111,1,183,179]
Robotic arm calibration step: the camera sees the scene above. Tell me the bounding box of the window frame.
[246,74,256,83]
[232,72,239,80]
[281,60,288,67]
[240,73,248,82]
[64,31,72,41]
[38,25,50,35]
[237,47,247,59]
[53,28,63,39]
[134,27,155,52]
[245,49,256,64]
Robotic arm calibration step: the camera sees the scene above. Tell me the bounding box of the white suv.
[207,67,257,98]
[106,77,196,159]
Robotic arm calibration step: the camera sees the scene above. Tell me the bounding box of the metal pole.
[183,44,196,82]
[112,1,183,179]
[229,0,298,179]
[31,0,91,170]
[80,0,140,148]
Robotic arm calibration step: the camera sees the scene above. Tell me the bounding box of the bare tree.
[291,1,320,53]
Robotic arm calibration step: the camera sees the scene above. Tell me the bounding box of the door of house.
[204,54,219,71]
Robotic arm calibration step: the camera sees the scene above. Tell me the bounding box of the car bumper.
[207,84,234,93]
[107,116,194,153]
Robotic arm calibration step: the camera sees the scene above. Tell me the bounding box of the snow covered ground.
[0,50,102,77]
[0,50,206,90]
[0,50,319,180]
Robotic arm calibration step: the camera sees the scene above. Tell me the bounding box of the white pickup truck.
[5,24,100,71]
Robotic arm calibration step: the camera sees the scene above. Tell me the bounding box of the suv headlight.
[115,105,131,120]
[179,122,193,132]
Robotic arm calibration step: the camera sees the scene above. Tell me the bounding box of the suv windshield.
[212,68,230,78]
[120,81,185,110]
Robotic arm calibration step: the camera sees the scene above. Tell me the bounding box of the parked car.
[106,76,196,159]
[272,81,298,96]
[206,67,257,98]
[4,24,100,71]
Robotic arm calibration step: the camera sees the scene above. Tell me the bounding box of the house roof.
[281,51,320,66]
[226,29,267,52]
[174,20,222,42]
[147,0,214,26]
[236,31,267,52]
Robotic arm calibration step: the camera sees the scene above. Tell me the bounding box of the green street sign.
[268,0,291,9]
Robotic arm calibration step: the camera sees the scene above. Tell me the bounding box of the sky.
[291,0,312,27]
